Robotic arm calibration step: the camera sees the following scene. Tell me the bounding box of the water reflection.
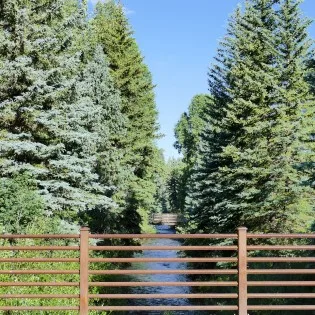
[128,225,194,315]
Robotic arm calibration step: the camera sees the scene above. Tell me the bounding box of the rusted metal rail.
[0,227,314,313]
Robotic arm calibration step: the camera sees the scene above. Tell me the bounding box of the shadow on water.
[127,225,196,315]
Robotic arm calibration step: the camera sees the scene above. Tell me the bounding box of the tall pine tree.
[174,94,210,214]
[186,0,314,234]
[91,0,161,230]
[251,0,314,231]
[175,94,209,167]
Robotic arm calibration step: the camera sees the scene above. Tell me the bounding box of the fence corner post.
[80,226,90,315]
[237,227,248,315]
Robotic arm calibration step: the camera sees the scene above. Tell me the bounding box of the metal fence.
[0,227,315,314]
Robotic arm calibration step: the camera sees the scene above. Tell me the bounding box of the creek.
[127,225,195,314]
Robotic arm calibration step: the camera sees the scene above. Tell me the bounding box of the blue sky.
[89,0,315,160]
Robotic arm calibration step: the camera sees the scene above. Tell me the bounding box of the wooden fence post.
[80,227,90,315]
[238,227,248,315]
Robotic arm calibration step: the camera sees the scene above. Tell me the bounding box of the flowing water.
[127,225,195,314]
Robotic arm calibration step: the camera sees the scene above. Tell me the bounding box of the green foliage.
[172,94,210,215]
[90,0,161,230]
[0,219,79,315]
[74,45,126,233]
[174,94,209,167]
[306,58,315,95]
[0,175,79,314]
[179,3,315,311]
[0,176,123,313]
[305,54,315,192]
[0,0,137,234]
[184,0,314,235]
[0,0,117,224]
[151,151,169,214]
[0,174,44,234]
[165,159,186,214]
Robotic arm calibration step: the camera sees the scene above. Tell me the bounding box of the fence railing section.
[0,227,315,313]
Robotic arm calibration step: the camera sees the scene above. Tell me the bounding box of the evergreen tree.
[306,58,315,95]
[256,0,314,231]
[175,94,209,167]
[186,0,314,234]
[174,94,209,213]
[91,0,159,167]
[73,46,126,232]
[91,0,161,229]
[305,51,315,193]
[165,159,186,214]
[0,0,122,227]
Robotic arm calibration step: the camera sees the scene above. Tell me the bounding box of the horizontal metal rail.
[89,305,239,311]
[0,258,79,262]
[90,233,238,239]
[0,246,79,250]
[89,245,237,250]
[89,281,238,287]
[248,281,315,286]
[0,282,79,286]
[247,233,315,239]
[248,305,315,310]
[0,270,79,274]
[89,269,238,275]
[0,294,79,298]
[0,306,80,310]
[89,293,238,299]
[247,257,315,262]
[248,293,315,298]
[89,257,237,263]
[247,245,315,250]
[0,234,79,239]
[247,269,315,274]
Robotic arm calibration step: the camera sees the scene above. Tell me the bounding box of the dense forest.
[0,0,315,313]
